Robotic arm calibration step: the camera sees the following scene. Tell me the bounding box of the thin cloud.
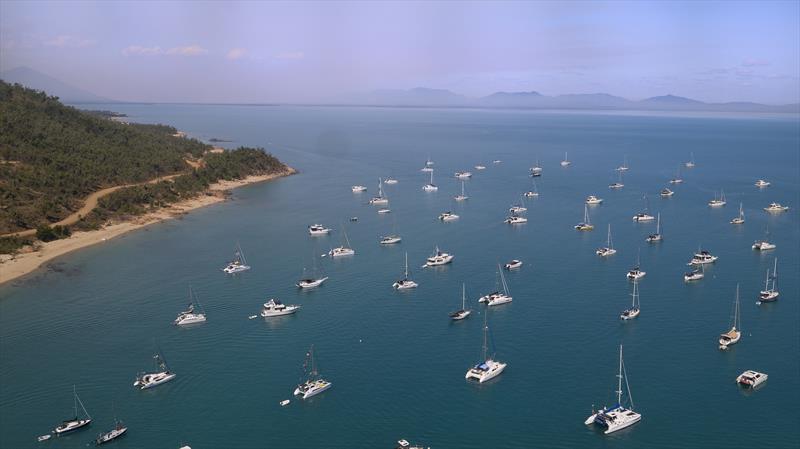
[122,45,163,56]
[122,44,208,56]
[44,35,95,48]
[742,58,769,67]
[226,48,247,60]
[275,51,304,60]
[166,45,208,56]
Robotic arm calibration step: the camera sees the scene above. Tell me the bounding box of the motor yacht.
[736,370,767,388]
[660,188,674,197]
[688,250,717,265]
[626,266,646,280]
[754,179,770,188]
[422,246,454,267]
[351,185,367,192]
[454,171,472,179]
[684,267,704,282]
[752,240,776,251]
[764,202,789,212]
[586,195,603,205]
[439,211,460,222]
[504,214,527,224]
[632,212,654,222]
[504,259,522,270]
[308,224,332,236]
[380,235,402,245]
[261,299,300,317]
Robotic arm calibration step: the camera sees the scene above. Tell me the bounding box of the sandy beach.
[0,168,295,286]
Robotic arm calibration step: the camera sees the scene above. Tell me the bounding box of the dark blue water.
[1,105,798,449]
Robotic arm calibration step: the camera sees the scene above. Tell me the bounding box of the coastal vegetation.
[0,81,289,253]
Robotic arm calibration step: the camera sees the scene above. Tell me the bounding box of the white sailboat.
[327,226,355,257]
[294,345,332,399]
[454,180,469,201]
[530,159,543,177]
[479,264,513,306]
[393,252,418,289]
[173,287,207,325]
[369,178,389,205]
[575,204,594,231]
[523,178,539,197]
[620,281,641,320]
[561,151,571,166]
[134,349,176,390]
[380,218,402,245]
[465,313,506,383]
[420,156,435,172]
[422,170,438,192]
[755,179,770,188]
[646,213,663,242]
[731,203,745,224]
[752,227,776,251]
[684,263,705,282]
[708,189,727,207]
[609,171,624,189]
[758,258,779,303]
[584,345,641,434]
[626,251,646,280]
[632,195,655,221]
[660,187,674,197]
[596,224,617,256]
[719,284,742,350]
[669,166,683,184]
[51,386,92,436]
[509,196,527,214]
[222,242,251,274]
[296,253,328,288]
[454,170,473,179]
[685,152,695,168]
[449,283,472,320]
[94,415,128,445]
[616,155,629,171]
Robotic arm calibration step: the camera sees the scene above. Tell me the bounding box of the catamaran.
[449,283,472,320]
[731,203,745,224]
[369,178,389,205]
[261,298,300,317]
[627,250,646,280]
[524,178,539,197]
[51,386,92,436]
[584,345,641,434]
[561,151,571,166]
[575,204,594,231]
[308,224,332,236]
[393,252,418,290]
[294,345,332,399]
[296,252,328,288]
[755,179,770,188]
[758,258,779,303]
[646,213,663,242]
[616,155,629,171]
[222,242,251,274]
[708,190,727,207]
[586,195,603,205]
[422,170,438,192]
[597,224,617,256]
[620,281,641,320]
[94,416,127,445]
[632,195,655,221]
[327,226,355,257]
[479,264,513,306]
[736,370,768,388]
[422,246,454,267]
[454,180,469,201]
[719,284,742,350]
[752,230,776,251]
[509,196,527,214]
[685,152,696,168]
[465,314,506,383]
[173,287,207,326]
[134,350,176,390]
[763,202,789,213]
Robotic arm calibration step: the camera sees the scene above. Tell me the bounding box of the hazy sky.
[1,1,798,104]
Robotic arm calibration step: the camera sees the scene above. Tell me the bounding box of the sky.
[1,0,798,104]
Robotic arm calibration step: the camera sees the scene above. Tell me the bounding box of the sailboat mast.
[632,281,638,308]
[482,315,489,361]
[404,252,409,278]
[73,385,78,418]
[735,284,741,330]
[772,258,778,291]
[656,213,661,233]
[607,224,612,247]
[617,345,624,405]
[461,283,466,309]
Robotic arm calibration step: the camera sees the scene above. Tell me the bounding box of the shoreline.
[0,168,296,287]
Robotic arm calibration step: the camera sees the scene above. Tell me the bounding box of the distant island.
[209,138,234,143]
[84,109,128,118]
[0,81,294,284]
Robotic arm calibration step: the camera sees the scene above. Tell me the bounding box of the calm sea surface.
[1,105,798,449]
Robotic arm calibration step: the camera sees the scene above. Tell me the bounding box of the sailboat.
[758,258,779,303]
[133,349,176,390]
[561,151,571,166]
[646,213,663,242]
[94,415,128,445]
[369,178,389,205]
[719,284,742,350]
[422,170,438,192]
[524,178,539,197]
[632,195,655,221]
[393,252,418,289]
[575,204,594,231]
[708,189,727,207]
[584,345,641,434]
[479,264,513,306]
[731,203,745,224]
[380,218,402,245]
[509,196,527,214]
[173,287,207,325]
[530,159,543,177]
[685,152,695,168]
[596,224,617,256]
[684,263,705,282]
[454,180,469,201]
[296,252,328,288]
[669,166,683,184]
[420,157,434,172]
[449,283,472,320]
[620,281,641,320]
[626,250,646,280]
[752,226,776,251]
[465,313,506,383]
[616,155,629,171]
[454,170,473,179]
[222,242,251,274]
[327,225,355,257]
[51,386,92,435]
[609,171,624,189]
[294,345,332,399]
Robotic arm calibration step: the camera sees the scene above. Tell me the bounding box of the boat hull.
[54,419,92,435]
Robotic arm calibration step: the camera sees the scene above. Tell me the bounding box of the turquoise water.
[1,105,798,449]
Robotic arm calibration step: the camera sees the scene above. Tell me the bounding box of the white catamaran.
[294,345,332,399]
[575,204,594,231]
[479,264,513,306]
[393,252,418,290]
[584,345,641,434]
[173,287,207,326]
[465,314,506,383]
[222,242,251,274]
[327,226,355,257]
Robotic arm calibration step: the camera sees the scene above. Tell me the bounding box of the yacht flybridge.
[719,284,742,350]
[454,171,473,179]
[173,287,207,326]
[479,265,513,307]
[586,195,603,205]
[632,195,655,221]
[422,170,438,192]
[222,242,251,274]
[134,350,176,390]
[596,224,617,257]
[454,181,469,201]
[731,203,745,224]
[584,345,641,435]
[758,258,779,303]
[439,211,460,222]
[560,152,571,166]
[688,249,718,265]
[308,224,332,236]
[755,179,770,188]
[708,190,727,207]
[620,281,641,320]
[422,246,454,267]
[764,202,789,213]
[737,370,768,388]
[646,213,663,242]
[449,283,472,320]
[465,314,506,383]
[261,298,300,317]
[294,345,332,399]
[51,386,92,436]
[393,252,418,290]
[575,204,594,231]
[369,178,389,205]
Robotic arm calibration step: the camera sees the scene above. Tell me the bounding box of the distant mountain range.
[342,87,799,113]
[0,66,113,103]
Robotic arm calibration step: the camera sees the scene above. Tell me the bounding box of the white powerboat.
[731,203,745,224]
[449,283,472,320]
[393,252,418,290]
[755,179,770,188]
[719,284,742,350]
[764,202,789,212]
[222,242,251,274]
[493,159,502,164]
[296,276,328,289]
[504,214,527,224]
[351,185,367,192]
[575,204,594,231]
[261,299,300,317]
[52,386,92,436]
[454,171,472,179]
[378,208,391,214]
[422,170,438,192]
[504,259,522,270]
[475,164,486,170]
[758,258,779,303]
[688,250,717,265]
[596,224,617,257]
[646,213,663,243]
[620,281,641,320]
[384,178,398,185]
[752,240,776,251]
[369,178,389,205]
[422,246,454,267]
[660,188,674,197]
[380,235,402,245]
[454,181,469,201]
[465,314,506,383]
[134,351,176,390]
[294,345,332,399]
[708,190,727,207]
[173,287,207,326]
[684,266,704,282]
[560,151,571,166]
[737,370,767,388]
[308,224,332,236]
[439,211,460,222]
[586,195,603,205]
[584,345,641,435]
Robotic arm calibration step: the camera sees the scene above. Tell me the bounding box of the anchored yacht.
[684,265,705,282]
[474,164,487,170]
[616,156,630,171]
[584,345,641,435]
[530,161,543,177]
[173,287,207,326]
[328,227,355,257]
[479,265,513,306]
[222,242,251,274]
[755,179,770,188]
[737,370,767,388]
[609,171,624,189]
[620,281,641,320]
[731,203,745,224]
[261,299,300,317]
[504,259,523,270]
[632,195,654,221]
[393,253,418,290]
[586,195,603,205]
[758,258,779,303]
[351,185,367,192]
[52,386,92,436]
[308,224,332,236]
[422,170,438,192]
[660,188,674,197]
[454,181,469,201]
[646,213,663,243]
[752,240,776,251]
[134,350,176,390]
[384,177,398,185]
[596,224,617,257]
[688,250,718,265]
[764,202,789,213]
[560,152,571,166]
[294,345,332,399]
[380,235,402,245]
[422,246,454,267]
[454,171,472,179]
[296,253,327,288]
[708,190,727,207]
[449,283,472,320]
[575,204,594,231]
[685,152,696,168]
[95,418,127,445]
[719,285,742,350]
[504,214,527,224]
[439,211,460,222]
[369,178,389,205]
[465,314,506,383]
